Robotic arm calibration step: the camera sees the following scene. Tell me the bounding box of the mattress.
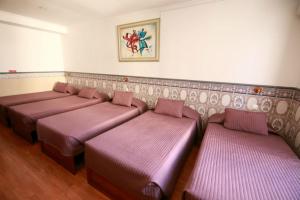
[0,91,70,126]
[8,96,104,142]
[85,111,198,199]
[183,123,300,200]
[37,102,141,157]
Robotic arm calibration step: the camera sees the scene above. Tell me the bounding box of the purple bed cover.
[8,95,104,138]
[0,91,70,125]
[85,111,198,199]
[183,123,300,200]
[37,102,142,156]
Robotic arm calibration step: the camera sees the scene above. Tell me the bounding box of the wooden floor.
[0,123,199,200]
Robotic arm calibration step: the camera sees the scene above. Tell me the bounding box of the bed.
[8,90,108,143]
[183,122,300,200]
[0,90,72,126]
[85,107,200,200]
[37,98,147,174]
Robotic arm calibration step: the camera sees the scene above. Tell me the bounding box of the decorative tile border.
[286,100,300,156]
[0,71,65,79]
[65,71,300,157]
[65,72,297,98]
[294,89,300,102]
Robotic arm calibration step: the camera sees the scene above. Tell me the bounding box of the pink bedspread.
[8,96,103,141]
[37,102,141,156]
[0,91,70,126]
[183,123,300,200]
[85,111,197,199]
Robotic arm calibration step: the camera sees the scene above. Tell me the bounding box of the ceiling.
[0,0,192,25]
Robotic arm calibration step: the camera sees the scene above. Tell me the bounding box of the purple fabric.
[85,111,197,199]
[65,85,78,95]
[154,98,184,118]
[224,108,268,135]
[78,87,98,99]
[8,96,105,139]
[183,106,202,139]
[94,92,109,101]
[183,106,200,121]
[37,102,140,156]
[183,123,300,200]
[53,82,67,93]
[0,91,70,126]
[208,112,225,124]
[132,98,148,114]
[112,91,133,107]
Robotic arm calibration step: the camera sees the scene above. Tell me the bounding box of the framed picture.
[117,18,160,62]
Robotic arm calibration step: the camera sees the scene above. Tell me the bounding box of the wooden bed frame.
[86,168,142,200]
[13,128,37,144]
[40,142,84,174]
[0,109,10,127]
[9,111,37,143]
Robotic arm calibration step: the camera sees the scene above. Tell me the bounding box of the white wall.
[0,12,66,96]
[63,0,300,87]
[0,75,65,96]
[280,11,300,88]
[0,11,66,72]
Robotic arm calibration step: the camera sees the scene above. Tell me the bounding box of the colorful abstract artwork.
[118,18,160,62]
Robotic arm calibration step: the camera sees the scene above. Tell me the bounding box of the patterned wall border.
[65,72,298,99]
[294,89,300,102]
[0,71,65,79]
[286,99,300,156]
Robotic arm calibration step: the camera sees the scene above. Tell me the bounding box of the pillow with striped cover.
[78,87,97,99]
[224,108,268,135]
[112,91,133,107]
[154,98,184,118]
[53,82,67,93]
[65,85,78,95]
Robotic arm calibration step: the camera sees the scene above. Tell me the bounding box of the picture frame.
[117,18,160,62]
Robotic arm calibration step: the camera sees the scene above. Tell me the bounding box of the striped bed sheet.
[183,123,300,200]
